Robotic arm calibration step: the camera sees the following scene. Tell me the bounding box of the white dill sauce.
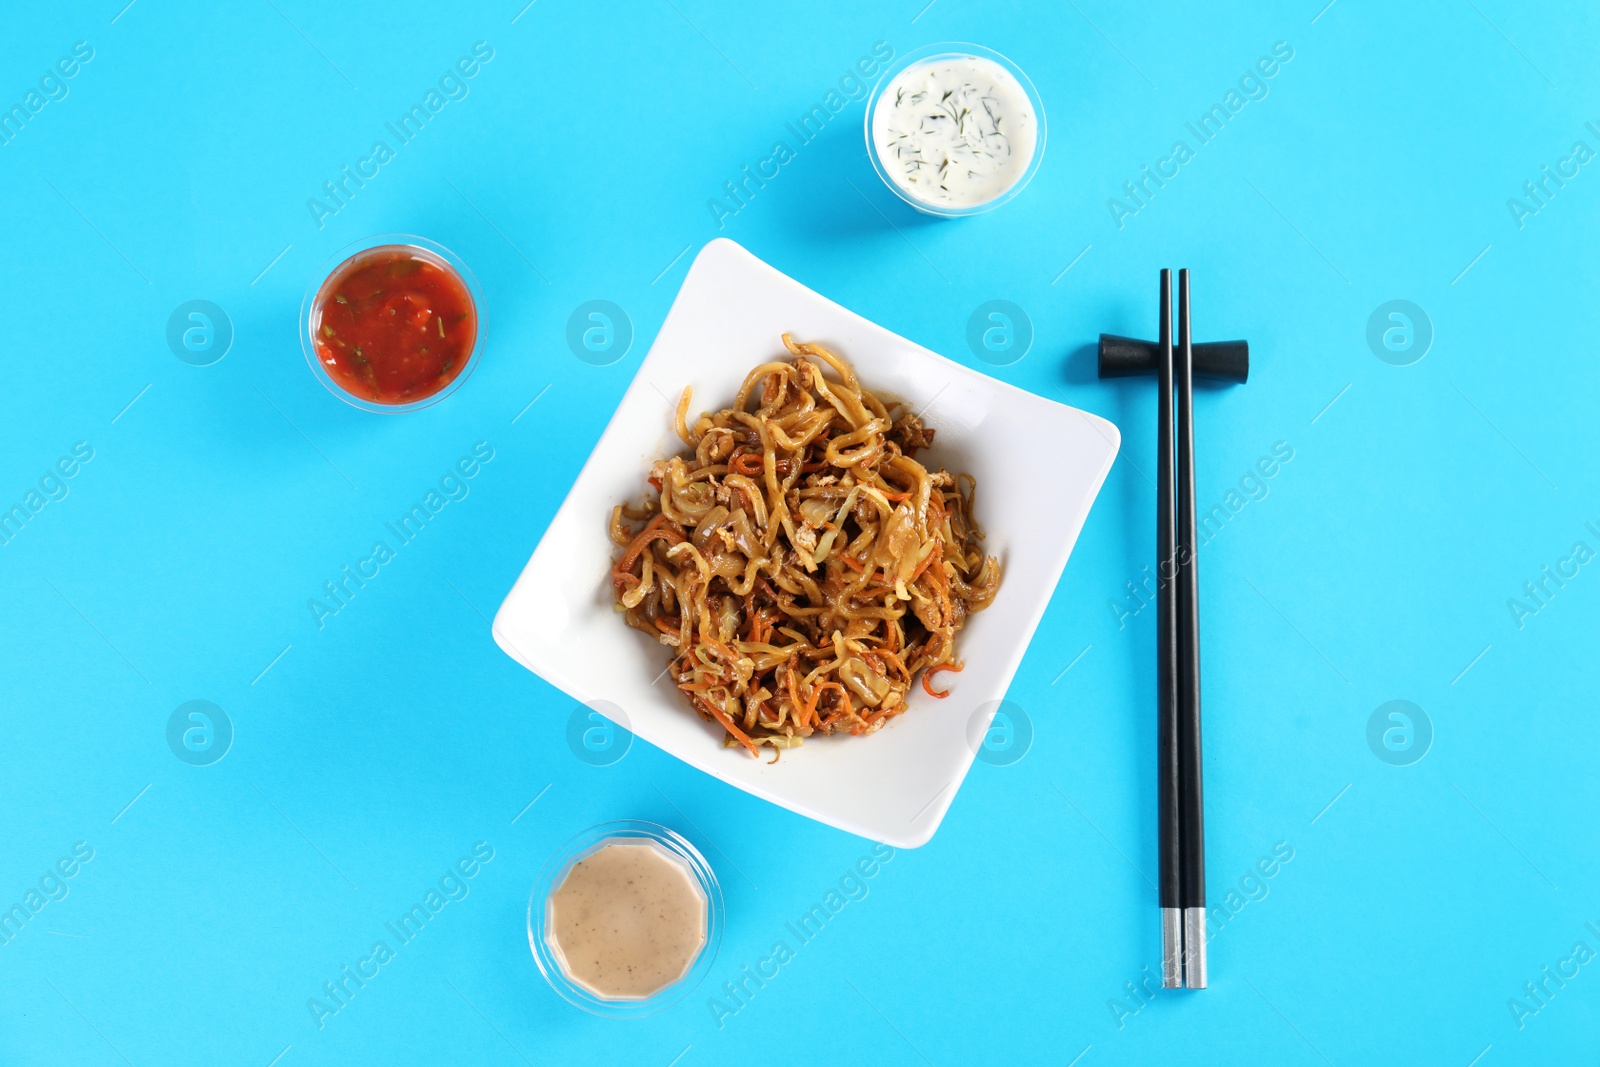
[871,54,1038,210]
[547,841,707,1000]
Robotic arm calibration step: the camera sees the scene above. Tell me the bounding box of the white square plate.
[494,239,1118,847]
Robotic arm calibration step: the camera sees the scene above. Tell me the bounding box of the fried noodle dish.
[608,334,1001,760]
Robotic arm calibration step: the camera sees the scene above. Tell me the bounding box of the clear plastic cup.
[528,820,724,1018]
[300,233,485,413]
[864,42,1048,217]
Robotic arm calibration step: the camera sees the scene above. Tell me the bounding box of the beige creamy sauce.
[548,841,706,999]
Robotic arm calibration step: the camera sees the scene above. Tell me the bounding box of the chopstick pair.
[1098,273,1250,988]
[1096,274,1250,988]
[1156,269,1206,989]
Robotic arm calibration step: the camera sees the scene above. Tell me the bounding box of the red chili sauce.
[312,247,476,405]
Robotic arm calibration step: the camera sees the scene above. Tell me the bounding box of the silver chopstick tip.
[1182,907,1208,988]
[1161,908,1183,988]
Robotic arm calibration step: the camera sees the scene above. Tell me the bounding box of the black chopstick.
[1155,270,1183,989]
[1104,270,1237,989]
[1175,269,1208,988]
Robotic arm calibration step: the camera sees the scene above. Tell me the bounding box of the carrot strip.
[693,694,759,757]
[852,707,892,734]
[924,543,954,627]
[814,682,853,727]
[612,513,683,583]
[699,631,737,665]
[801,680,849,728]
[878,648,912,685]
[740,591,758,643]
[800,682,823,729]
[922,661,963,698]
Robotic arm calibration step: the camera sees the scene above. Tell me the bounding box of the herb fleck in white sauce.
[872,56,1038,210]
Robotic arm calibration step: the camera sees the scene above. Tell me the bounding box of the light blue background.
[2,1,1596,1064]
